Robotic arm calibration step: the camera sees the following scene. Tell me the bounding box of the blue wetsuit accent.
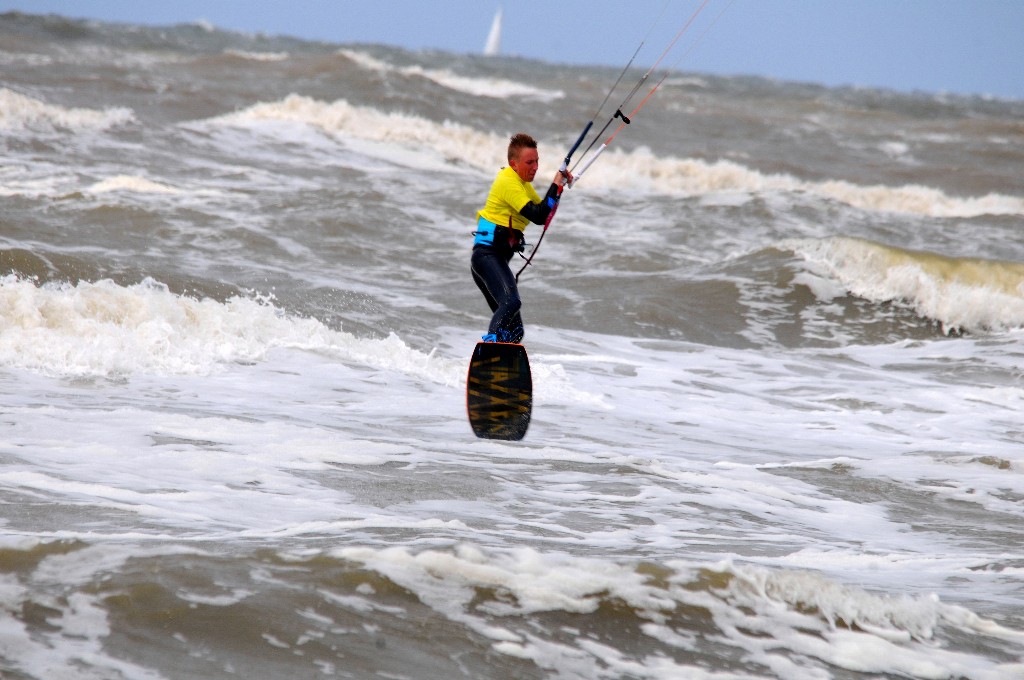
[473,216,498,246]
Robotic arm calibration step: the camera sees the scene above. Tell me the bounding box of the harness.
[472,216,527,254]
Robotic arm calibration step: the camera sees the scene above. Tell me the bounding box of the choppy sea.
[2,10,1024,680]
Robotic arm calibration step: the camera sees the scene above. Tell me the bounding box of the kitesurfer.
[472,133,571,344]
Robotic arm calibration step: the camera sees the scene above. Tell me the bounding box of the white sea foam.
[0,52,53,67]
[879,140,911,159]
[0,166,77,198]
[0,169,222,200]
[223,49,289,62]
[0,87,134,133]
[414,66,565,101]
[87,175,181,195]
[339,49,564,101]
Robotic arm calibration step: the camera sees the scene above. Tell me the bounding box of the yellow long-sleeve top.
[476,166,542,233]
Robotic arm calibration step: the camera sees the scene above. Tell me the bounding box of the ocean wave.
[86,175,181,195]
[204,93,504,170]
[0,275,601,405]
[334,544,1019,678]
[0,51,53,67]
[222,48,289,62]
[6,539,1019,680]
[579,148,1024,217]
[0,275,462,381]
[338,49,564,101]
[0,87,134,133]
[783,236,1024,333]
[203,94,1022,219]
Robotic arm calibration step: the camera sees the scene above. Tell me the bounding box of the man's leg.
[471,248,524,342]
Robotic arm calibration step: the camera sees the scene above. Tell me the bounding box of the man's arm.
[518,183,561,225]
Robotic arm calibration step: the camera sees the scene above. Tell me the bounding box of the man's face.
[510,147,539,183]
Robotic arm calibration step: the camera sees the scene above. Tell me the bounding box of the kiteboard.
[466,341,532,440]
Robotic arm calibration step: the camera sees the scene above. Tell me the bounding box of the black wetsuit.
[471,182,560,343]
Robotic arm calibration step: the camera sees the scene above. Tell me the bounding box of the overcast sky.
[4,0,1021,99]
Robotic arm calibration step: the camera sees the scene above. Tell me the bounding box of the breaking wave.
[784,236,1024,333]
[205,94,1024,219]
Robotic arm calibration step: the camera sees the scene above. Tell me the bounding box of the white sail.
[483,7,502,56]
